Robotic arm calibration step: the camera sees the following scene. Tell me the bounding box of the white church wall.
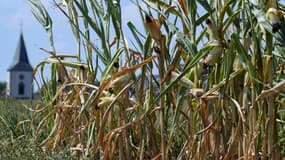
[6,72,11,96]
[7,71,33,98]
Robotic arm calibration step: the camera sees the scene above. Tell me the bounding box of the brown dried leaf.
[257,80,285,100]
[151,153,161,160]
[91,55,157,110]
[145,14,162,42]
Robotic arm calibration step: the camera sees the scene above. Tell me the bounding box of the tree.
[0,82,6,96]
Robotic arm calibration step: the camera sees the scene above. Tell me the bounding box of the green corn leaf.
[100,48,124,83]
[197,0,212,11]
[107,0,122,39]
[231,33,256,80]
[168,22,197,57]
[127,21,145,50]
[251,4,285,46]
[29,0,55,52]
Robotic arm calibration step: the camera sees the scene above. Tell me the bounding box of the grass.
[0,98,78,159]
[0,98,37,159]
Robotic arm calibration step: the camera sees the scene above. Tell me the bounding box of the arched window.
[18,82,25,95]
[19,74,24,80]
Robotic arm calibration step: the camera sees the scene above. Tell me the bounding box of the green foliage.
[0,82,6,96]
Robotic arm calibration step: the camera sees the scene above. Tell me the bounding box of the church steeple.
[7,31,34,99]
[7,32,33,71]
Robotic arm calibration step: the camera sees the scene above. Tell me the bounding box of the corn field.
[29,0,285,159]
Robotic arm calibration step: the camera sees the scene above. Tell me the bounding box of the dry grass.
[28,0,285,159]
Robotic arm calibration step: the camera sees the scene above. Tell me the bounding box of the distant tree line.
[0,82,6,96]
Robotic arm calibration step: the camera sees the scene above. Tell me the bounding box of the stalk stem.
[158,35,166,160]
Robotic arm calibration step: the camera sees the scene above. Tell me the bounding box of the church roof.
[7,32,33,71]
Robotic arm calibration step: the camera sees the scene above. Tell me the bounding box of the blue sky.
[0,0,142,88]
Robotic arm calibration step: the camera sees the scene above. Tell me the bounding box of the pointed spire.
[7,32,33,71]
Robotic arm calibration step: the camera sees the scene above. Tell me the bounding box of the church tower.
[7,32,33,98]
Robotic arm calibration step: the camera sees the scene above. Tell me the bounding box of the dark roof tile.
[7,33,33,71]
